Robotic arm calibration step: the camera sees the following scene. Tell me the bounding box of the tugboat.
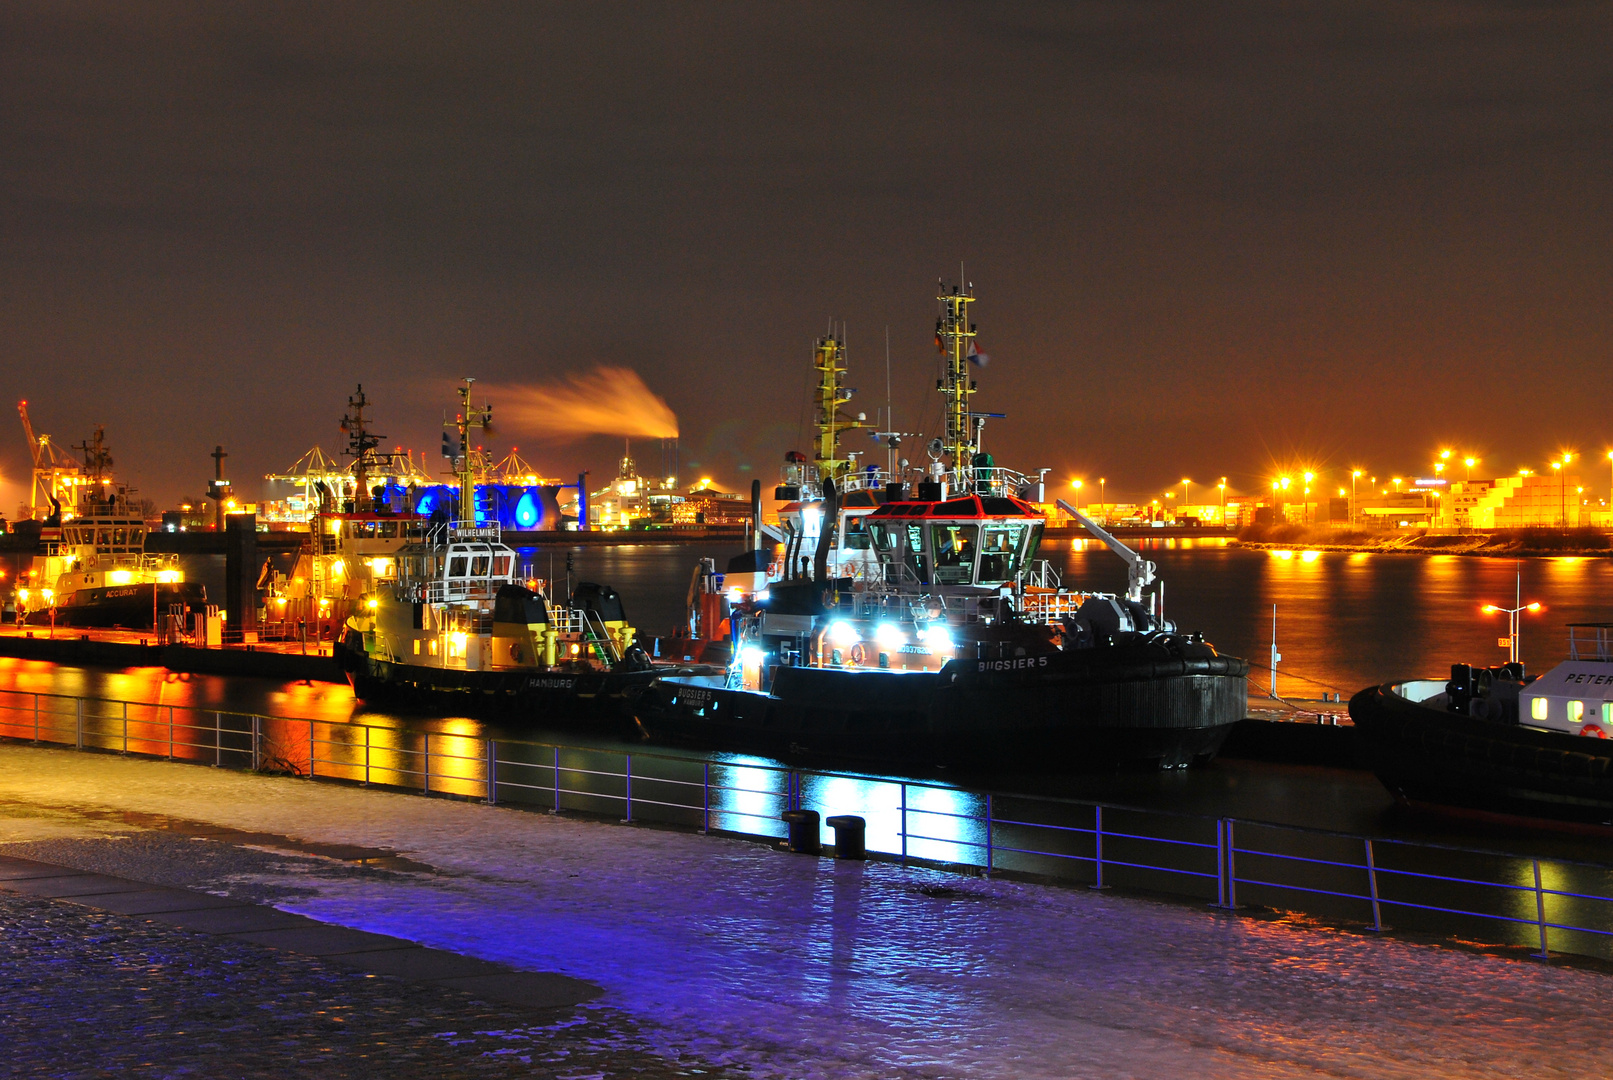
[16,427,206,630]
[336,381,662,718]
[1350,624,1613,828]
[633,284,1249,771]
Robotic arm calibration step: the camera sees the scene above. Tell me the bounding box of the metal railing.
[1,686,1611,962]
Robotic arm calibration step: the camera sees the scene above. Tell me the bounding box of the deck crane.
[16,400,81,521]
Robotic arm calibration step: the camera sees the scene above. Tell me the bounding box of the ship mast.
[340,384,384,512]
[444,378,493,523]
[935,282,978,489]
[813,328,861,480]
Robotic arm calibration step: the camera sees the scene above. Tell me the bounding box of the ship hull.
[633,647,1249,771]
[336,641,664,725]
[26,582,207,630]
[1349,683,1613,827]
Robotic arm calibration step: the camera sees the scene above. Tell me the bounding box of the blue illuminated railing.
[0,686,1610,962]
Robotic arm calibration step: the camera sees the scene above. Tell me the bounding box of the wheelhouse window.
[841,515,873,550]
[493,555,513,578]
[1531,697,1548,721]
[448,556,468,578]
[930,523,979,585]
[979,522,1029,583]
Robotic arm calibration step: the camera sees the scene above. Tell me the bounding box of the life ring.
[509,641,525,664]
[849,643,868,666]
[1581,724,1607,739]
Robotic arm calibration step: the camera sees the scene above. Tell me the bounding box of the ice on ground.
[1,744,1608,1080]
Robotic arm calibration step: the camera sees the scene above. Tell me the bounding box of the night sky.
[2,3,1610,513]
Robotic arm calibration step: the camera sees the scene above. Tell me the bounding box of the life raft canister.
[1582,724,1608,739]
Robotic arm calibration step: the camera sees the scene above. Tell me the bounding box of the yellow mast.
[936,284,978,483]
[445,379,493,523]
[813,330,861,478]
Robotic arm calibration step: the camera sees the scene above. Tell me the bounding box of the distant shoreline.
[1232,529,1613,559]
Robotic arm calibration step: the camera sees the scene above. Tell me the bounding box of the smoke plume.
[495,366,679,441]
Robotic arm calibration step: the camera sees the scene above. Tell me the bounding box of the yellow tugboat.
[15,424,205,631]
[336,380,661,717]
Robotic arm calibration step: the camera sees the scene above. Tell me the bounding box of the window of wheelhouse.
[448,555,469,578]
[840,514,873,551]
[492,554,513,578]
[930,523,979,585]
[978,522,1030,584]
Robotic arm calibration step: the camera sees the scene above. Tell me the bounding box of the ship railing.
[1567,624,1613,662]
[424,579,504,604]
[7,684,1613,966]
[1022,560,1061,589]
[1017,591,1086,625]
[935,466,1044,500]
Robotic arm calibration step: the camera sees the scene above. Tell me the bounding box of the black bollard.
[780,809,821,855]
[826,814,866,860]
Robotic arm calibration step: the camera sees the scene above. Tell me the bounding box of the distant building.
[1447,473,1584,529]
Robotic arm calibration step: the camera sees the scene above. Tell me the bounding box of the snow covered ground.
[1,743,1608,1079]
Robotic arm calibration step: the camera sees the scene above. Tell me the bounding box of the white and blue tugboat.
[634,284,1249,771]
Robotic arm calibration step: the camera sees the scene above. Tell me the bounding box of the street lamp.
[1218,477,1227,526]
[1069,478,1082,520]
[1099,477,1107,522]
[1482,567,1542,665]
[1351,469,1362,525]
[1464,456,1477,483]
[1182,478,1191,508]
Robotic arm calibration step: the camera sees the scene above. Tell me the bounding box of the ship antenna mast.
[936,279,978,490]
[813,323,862,481]
[446,378,493,524]
[340,384,385,512]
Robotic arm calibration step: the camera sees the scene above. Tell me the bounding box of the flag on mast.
[967,341,990,368]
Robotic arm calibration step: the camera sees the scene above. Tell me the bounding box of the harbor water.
[4,539,1613,959]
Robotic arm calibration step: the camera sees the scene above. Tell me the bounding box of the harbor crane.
[16,400,82,521]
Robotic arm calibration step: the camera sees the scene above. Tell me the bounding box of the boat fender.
[1582,724,1607,739]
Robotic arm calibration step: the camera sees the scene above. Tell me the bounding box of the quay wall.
[0,633,344,683]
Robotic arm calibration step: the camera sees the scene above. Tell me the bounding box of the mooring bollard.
[825,815,866,860]
[781,809,821,855]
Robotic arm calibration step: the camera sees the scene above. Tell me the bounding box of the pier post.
[214,711,221,765]
[251,715,260,771]
[1365,839,1384,931]
[552,745,561,813]
[307,719,314,777]
[984,793,994,877]
[1091,805,1109,890]
[363,726,371,786]
[484,738,496,805]
[32,693,39,744]
[622,753,632,822]
[422,732,430,794]
[1226,819,1239,908]
[167,706,174,761]
[76,699,83,750]
[1532,859,1551,960]
[701,761,710,833]
[900,783,908,865]
[122,701,128,755]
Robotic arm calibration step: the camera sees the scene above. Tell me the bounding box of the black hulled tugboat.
[1350,624,1613,828]
[633,284,1249,771]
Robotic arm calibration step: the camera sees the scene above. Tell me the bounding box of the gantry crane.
[16,401,81,520]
